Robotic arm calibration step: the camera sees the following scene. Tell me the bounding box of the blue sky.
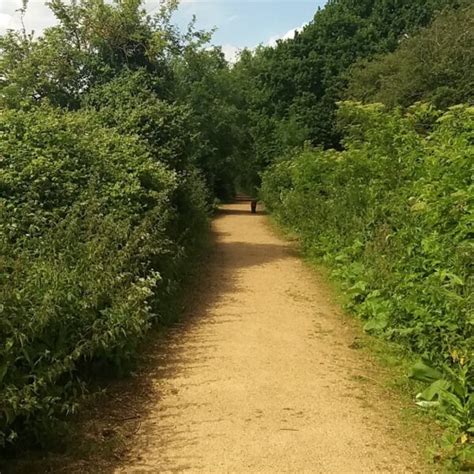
[0,0,327,60]
[173,1,326,55]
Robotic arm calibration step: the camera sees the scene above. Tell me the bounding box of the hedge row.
[0,105,209,445]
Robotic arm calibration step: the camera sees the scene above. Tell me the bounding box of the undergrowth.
[262,101,473,468]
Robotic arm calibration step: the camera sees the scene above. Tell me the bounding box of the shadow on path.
[215,208,267,217]
[2,213,291,473]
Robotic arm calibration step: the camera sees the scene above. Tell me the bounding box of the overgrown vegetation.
[231,0,465,163]
[0,105,205,445]
[346,4,474,109]
[0,0,250,448]
[261,103,473,458]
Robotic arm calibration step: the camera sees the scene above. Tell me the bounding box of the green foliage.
[172,47,253,199]
[1,0,472,455]
[261,102,473,440]
[411,359,473,434]
[0,105,188,445]
[347,4,474,109]
[0,0,215,447]
[83,70,195,170]
[0,0,188,109]
[232,0,457,170]
[410,358,473,466]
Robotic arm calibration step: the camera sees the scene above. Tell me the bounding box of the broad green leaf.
[408,361,443,383]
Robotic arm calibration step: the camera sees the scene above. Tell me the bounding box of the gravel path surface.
[116,204,424,473]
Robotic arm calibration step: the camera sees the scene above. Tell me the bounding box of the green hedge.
[0,105,208,445]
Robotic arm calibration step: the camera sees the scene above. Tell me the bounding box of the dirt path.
[116,204,424,473]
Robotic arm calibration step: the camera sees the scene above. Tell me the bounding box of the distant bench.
[234,194,258,213]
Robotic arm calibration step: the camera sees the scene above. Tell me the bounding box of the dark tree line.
[231,0,472,180]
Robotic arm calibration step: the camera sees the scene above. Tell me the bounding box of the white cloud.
[0,1,58,36]
[0,10,24,34]
[219,21,309,65]
[225,14,238,24]
[267,22,307,47]
[212,21,309,65]
[221,43,240,63]
[0,13,14,31]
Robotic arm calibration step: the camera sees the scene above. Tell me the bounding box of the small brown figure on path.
[251,200,257,214]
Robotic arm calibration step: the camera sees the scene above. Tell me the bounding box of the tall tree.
[346,4,474,108]
[232,0,461,165]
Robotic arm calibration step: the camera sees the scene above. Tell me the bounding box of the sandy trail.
[116,204,423,473]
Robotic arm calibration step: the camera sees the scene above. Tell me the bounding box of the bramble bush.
[262,102,473,443]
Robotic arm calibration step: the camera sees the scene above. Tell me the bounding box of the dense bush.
[262,102,473,437]
[0,105,209,445]
[0,0,242,447]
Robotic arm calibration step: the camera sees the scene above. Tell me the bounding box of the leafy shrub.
[0,105,208,445]
[262,102,473,437]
